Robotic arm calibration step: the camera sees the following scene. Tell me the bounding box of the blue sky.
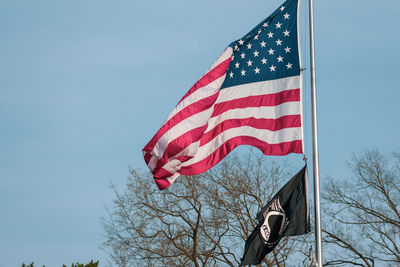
[1,0,399,266]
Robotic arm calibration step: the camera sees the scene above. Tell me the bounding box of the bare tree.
[322,149,400,266]
[102,151,311,266]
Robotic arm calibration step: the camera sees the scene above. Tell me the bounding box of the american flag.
[143,0,303,190]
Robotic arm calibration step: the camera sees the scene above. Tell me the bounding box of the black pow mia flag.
[240,165,310,266]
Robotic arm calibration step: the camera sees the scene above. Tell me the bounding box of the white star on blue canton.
[283,30,290,36]
[261,58,267,64]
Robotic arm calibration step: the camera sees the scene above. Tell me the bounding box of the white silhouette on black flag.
[240,165,310,265]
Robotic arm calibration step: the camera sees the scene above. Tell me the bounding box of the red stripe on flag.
[142,57,231,155]
[180,137,303,175]
[153,154,195,189]
[151,126,207,175]
[212,88,300,117]
[178,57,231,104]
[164,125,208,157]
[144,152,152,165]
[200,115,301,146]
[143,92,219,154]
[151,115,300,174]
[153,177,171,190]
[154,167,174,180]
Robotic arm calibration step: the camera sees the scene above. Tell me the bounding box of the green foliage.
[63,260,99,267]
[22,260,98,267]
[21,263,44,267]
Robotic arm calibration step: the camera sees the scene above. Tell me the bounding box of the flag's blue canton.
[221,0,299,90]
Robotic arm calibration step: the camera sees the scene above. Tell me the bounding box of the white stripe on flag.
[182,126,302,167]
[203,47,233,76]
[216,76,301,104]
[164,75,226,122]
[152,108,213,158]
[206,102,301,132]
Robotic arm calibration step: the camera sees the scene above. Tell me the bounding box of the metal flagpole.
[307,0,323,266]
